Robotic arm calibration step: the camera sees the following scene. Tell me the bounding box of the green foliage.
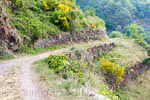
[113,88,129,100]
[46,55,68,73]
[85,9,95,17]
[0,1,2,8]
[46,55,87,79]
[0,47,15,60]
[59,81,80,90]
[6,0,106,45]
[86,72,119,100]
[109,31,124,38]
[143,58,150,64]
[76,0,150,32]
[99,57,125,83]
[19,44,67,54]
[7,0,60,43]
[124,24,148,47]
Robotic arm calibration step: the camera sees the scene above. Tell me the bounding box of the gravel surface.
[0,42,102,100]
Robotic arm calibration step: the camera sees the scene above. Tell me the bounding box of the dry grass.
[105,38,148,66]
[0,66,22,100]
[114,70,150,100]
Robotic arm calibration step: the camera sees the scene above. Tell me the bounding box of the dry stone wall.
[34,30,108,48]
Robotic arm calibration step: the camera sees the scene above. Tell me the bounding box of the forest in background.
[76,0,150,41]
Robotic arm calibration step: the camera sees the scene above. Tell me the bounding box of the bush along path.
[100,58,150,89]
[0,41,112,100]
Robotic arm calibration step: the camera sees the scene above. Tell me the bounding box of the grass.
[114,70,150,100]
[0,44,68,61]
[32,59,93,100]
[31,38,150,100]
[19,44,68,55]
[105,38,148,66]
[32,58,120,100]
[0,48,15,61]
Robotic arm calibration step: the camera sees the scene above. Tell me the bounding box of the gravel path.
[0,41,102,100]
[0,48,69,100]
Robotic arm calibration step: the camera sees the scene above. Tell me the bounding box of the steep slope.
[4,0,106,44]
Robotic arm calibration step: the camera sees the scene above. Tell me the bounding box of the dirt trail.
[0,41,102,100]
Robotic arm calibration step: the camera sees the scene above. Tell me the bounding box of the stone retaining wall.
[120,62,150,87]
[66,43,115,64]
[34,30,108,48]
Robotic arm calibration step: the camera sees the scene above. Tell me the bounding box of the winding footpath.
[0,48,69,100]
[0,41,103,100]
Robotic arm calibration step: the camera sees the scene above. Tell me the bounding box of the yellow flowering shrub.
[57,3,72,12]
[49,0,74,13]
[99,57,125,83]
[43,1,48,10]
[92,24,96,28]
[42,0,74,30]
[55,15,71,30]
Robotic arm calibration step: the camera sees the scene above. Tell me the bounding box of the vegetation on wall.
[5,0,106,45]
[99,57,125,84]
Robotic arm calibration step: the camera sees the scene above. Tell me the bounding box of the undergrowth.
[33,54,119,100]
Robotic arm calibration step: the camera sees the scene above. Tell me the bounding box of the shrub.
[46,55,88,79]
[46,55,68,73]
[99,57,125,83]
[55,15,71,30]
[43,1,48,11]
[92,24,96,29]
[109,31,123,38]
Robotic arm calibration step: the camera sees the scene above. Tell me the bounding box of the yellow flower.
[55,20,59,23]
[43,1,48,10]
[92,24,96,28]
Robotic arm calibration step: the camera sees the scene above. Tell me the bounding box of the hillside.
[4,0,106,44]
[76,0,150,35]
[0,0,107,59]
[1,0,150,100]
[33,38,148,100]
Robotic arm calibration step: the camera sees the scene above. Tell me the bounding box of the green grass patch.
[32,59,93,100]
[0,47,15,60]
[32,54,119,100]
[19,44,68,55]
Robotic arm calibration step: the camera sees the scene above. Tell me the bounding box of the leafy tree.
[109,31,124,38]
[125,24,147,46]
[76,0,150,32]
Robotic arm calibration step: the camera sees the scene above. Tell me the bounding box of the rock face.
[34,30,108,48]
[0,12,20,52]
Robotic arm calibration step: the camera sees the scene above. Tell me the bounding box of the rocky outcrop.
[34,30,108,48]
[0,12,20,51]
